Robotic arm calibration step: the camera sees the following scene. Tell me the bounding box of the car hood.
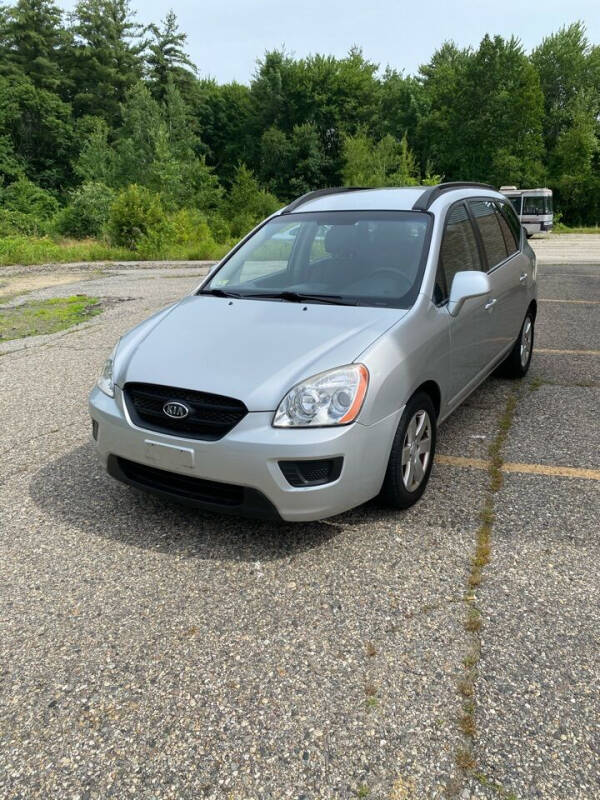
[117,295,406,410]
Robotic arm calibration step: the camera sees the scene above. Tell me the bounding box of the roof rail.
[413,182,496,211]
[281,186,370,214]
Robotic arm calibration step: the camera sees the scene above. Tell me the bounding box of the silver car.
[89,183,537,521]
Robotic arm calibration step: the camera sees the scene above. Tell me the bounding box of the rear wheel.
[499,309,534,378]
[380,391,437,509]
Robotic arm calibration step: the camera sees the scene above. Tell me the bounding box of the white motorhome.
[500,186,553,237]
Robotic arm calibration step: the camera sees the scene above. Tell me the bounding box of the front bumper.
[89,386,401,522]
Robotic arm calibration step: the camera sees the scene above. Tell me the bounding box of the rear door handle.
[519,272,528,283]
[484,298,497,311]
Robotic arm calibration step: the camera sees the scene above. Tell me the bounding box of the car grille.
[123,382,247,440]
[116,457,244,506]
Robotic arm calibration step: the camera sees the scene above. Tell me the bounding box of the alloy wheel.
[401,409,432,492]
[520,317,533,368]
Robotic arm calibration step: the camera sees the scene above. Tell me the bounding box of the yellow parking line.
[437,454,600,481]
[535,348,600,356]
[539,298,600,305]
[502,462,600,480]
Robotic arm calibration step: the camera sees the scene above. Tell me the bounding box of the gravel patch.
[466,474,600,800]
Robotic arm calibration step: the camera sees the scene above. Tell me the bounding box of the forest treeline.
[0,0,599,262]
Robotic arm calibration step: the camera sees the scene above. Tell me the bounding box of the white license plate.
[144,440,195,470]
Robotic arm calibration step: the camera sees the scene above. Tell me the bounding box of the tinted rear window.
[469,200,508,270]
[497,201,520,252]
[434,203,482,303]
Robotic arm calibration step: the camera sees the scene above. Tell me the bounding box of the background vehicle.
[500,186,553,237]
[90,183,537,521]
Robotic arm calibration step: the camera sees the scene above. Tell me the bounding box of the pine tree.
[146,11,196,102]
[68,0,146,124]
[0,0,69,93]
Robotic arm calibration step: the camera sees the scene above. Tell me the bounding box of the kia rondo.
[89,182,537,521]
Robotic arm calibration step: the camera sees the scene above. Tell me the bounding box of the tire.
[380,391,437,509]
[499,308,535,378]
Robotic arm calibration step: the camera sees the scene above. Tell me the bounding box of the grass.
[0,295,102,341]
[0,234,231,267]
[447,390,520,795]
[553,223,600,234]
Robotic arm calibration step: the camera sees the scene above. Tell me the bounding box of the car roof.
[283,185,505,215]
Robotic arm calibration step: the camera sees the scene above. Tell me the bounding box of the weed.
[473,772,519,799]
[356,784,370,797]
[365,641,377,658]
[0,295,102,341]
[529,376,545,392]
[465,609,482,633]
[449,390,520,794]
[0,234,231,268]
[455,748,476,771]
[458,713,476,736]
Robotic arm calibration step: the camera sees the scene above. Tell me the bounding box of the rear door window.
[434,202,482,304]
[469,200,508,270]
[506,195,522,215]
[496,201,520,253]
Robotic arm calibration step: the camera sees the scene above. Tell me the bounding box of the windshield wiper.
[199,287,244,298]
[243,291,359,306]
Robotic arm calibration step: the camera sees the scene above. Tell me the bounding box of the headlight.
[273,364,369,428]
[97,343,118,397]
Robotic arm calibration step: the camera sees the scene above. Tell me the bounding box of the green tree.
[531,22,600,153]
[146,10,196,102]
[420,35,545,186]
[0,73,73,189]
[417,41,471,178]
[107,183,163,247]
[342,131,421,186]
[56,180,115,237]
[74,116,117,184]
[2,175,59,216]
[190,79,253,186]
[68,0,146,124]
[226,164,280,236]
[250,47,380,185]
[0,0,69,92]
[114,82,163,186]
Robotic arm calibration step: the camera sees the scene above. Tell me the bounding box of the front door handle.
[484,298,497,311]
[519,272,528,283]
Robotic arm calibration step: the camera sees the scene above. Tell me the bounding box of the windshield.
[201,210,432,308]
[522,195,553,215]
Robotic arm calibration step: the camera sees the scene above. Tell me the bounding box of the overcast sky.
[57,0,599,83]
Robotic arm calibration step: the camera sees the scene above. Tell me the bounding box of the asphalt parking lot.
[1,240,599,799]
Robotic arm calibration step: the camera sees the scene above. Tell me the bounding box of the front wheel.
[499,309,535,378]
[380,391,437,509]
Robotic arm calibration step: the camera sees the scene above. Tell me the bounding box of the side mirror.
[448,270,491,317]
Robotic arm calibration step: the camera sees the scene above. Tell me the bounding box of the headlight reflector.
[273,364,369,427]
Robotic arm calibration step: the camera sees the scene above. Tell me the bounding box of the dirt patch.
[0,270,98,302]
